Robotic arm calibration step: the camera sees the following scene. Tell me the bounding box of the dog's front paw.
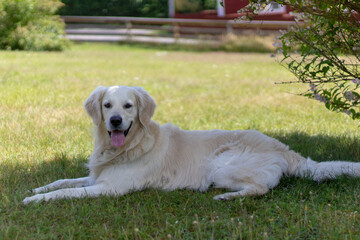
[25,187,42,194]
[23,194,45,205]
[32,188,42,194]
[31,186,48,194]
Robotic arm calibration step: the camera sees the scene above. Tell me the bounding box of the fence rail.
[62,16,299,43]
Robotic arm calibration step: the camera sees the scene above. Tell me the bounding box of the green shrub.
[0,0,69,51]
[58,0,169,18]
[175,0,216,13]
[244,0,360,120]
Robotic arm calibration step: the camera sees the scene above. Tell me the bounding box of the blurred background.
[57,0,295,52]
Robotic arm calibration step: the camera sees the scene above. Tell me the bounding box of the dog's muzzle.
[108,121,133,147]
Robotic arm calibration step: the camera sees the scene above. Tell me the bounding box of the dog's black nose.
[110,115,122,127]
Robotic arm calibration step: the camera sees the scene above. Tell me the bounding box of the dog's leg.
[213,184,269,200]
[208,149,287,200]
[31,177,93,194]
[23,184,109,205]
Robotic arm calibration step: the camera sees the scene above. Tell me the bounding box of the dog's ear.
[133,87,156,127]
[84,86,107,126]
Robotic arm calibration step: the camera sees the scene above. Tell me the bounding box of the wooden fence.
[62,16,299,43]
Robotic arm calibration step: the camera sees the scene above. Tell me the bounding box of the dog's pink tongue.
[111,131,125,147]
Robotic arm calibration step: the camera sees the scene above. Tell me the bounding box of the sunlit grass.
[1,43,360,239]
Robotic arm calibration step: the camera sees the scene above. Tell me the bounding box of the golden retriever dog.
[23,86,360,204]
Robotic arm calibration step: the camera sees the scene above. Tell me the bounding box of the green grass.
[1,42,360,239]
[118,33,277,53]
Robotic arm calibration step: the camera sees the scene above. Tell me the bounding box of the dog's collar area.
[107,121,133,137]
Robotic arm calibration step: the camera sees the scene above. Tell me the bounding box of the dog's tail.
[286,151,360,181]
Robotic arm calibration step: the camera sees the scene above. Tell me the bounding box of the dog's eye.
[104,103,112,108]
[124,103,132,109]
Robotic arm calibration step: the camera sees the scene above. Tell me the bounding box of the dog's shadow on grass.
[38,153,89,178]
[267,131,360,162]
[16,153,89,189]
[266,131,360,199]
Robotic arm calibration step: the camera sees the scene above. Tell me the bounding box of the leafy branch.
[243,0,360,120]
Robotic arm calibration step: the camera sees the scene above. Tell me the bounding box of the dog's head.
[84,86,156,147]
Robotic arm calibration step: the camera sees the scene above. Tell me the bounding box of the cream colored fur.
[23,86,360,204]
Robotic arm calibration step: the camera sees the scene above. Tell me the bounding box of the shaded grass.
[116,33,277,53]
[1,43,360,239]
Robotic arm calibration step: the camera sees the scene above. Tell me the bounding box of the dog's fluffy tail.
[289,153,360,181]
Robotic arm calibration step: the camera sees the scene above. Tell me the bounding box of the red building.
[174,0,295,21]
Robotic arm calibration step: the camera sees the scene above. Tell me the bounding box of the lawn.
[1,43,360,239]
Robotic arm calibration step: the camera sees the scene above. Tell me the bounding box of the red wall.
[175,0,295,21]
[225,0,249,15]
